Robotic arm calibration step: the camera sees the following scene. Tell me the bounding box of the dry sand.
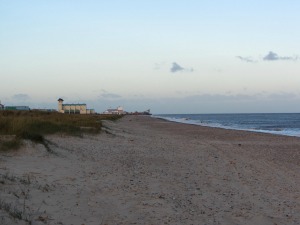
[0,115,299,225]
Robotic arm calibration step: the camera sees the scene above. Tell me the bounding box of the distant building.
[57,98,95,114]
[4,106,30,111]
[0,101,4,110]
[103,106,125,115]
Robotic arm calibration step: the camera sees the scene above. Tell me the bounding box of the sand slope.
[0,115,299,225]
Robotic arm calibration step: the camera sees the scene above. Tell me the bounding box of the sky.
[1,0,300,113]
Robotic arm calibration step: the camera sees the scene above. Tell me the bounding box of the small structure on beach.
[57,98,95,114]
[103,106,125,115]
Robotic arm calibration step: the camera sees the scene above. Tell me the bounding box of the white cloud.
[12,94,30,101]
[236,56,256,63]
[263,51,298,61]
[99,90,121,99]
[170,62,184,72]
[170,62,193,73]
[237,51,298,63]
[154,62,166,70]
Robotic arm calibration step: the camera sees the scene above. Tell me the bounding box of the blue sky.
[1,0,300,113]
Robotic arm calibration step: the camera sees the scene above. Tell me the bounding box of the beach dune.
[0,116,299,225]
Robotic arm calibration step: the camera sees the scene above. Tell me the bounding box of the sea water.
[154,113,300,137]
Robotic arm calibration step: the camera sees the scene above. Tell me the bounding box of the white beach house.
[103,106,125,115]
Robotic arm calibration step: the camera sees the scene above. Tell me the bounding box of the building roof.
[5,106,30,110]
[62,104,86,106]
[58,98,64,102]
[5,106,29,108]
[106,109,119,112]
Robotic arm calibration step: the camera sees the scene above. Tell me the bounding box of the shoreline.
[0,115,299,224]
[153,114,300,138]
[153,114,300,140]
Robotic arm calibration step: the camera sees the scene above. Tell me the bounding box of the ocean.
[154,113,300,137]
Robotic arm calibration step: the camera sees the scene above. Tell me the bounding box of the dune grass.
[0,110,122,151]
[0,138,23,151]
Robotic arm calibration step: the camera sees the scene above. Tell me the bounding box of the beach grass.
[0,138,23,151]
[0,110,122,150]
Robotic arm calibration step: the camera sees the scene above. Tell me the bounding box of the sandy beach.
[0,115,299,225]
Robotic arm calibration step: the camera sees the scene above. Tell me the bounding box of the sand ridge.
[0,115,299,224]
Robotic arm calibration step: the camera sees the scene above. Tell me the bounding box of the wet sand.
[0,115,299,225]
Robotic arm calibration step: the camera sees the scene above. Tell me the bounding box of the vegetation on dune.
[0,110,122,151]
[0,138,23,151]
